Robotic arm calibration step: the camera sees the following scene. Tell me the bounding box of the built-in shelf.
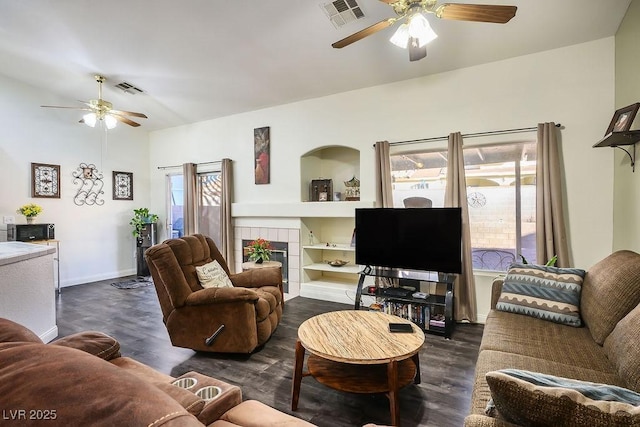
[593,130,640,172]
[303,262,362,274]
[301,244,355,252]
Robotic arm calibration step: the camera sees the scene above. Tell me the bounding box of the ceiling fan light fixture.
[83,112,97,128]
[104,114,117,130]
[389,23,410,48]
[407,12,437,46]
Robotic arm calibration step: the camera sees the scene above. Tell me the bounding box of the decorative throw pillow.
[496,262,585,327]
[485,369,640,426]
[195,260,233,289]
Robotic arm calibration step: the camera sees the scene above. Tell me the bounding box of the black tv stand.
[354,266,456,338]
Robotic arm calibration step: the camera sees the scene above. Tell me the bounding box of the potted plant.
[246,238,273,264]
[17,203,43,224]
[129,208,159,241]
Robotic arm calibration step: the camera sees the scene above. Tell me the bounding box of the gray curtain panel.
[374,141,393,208]
[536,122,569,267]
[182,162,197,236]
[220,158,234,273]
[444,132,477,323]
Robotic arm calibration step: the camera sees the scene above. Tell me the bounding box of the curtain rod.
[388,123,562,147]
[157,160,222,170]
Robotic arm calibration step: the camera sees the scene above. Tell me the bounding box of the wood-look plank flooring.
[56,278,483,427]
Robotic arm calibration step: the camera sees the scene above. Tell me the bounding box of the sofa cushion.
[604,303,640,393]
[219,400,316,426]
[0,342,202,426]
[496,263,585,327]
[480,310,614,372]
[581,250,640,345]
[469,350,625,417]
[0,318,43,344]
[195,260,233,289]
[52,331,120,360]
[485,369,640,426]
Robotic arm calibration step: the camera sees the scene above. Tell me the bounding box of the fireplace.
[242,240,288,293]
[234,226,299,297]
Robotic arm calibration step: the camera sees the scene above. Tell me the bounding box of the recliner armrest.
[230,267,282,289]
[185,287,260,306]
[51,331,121,361]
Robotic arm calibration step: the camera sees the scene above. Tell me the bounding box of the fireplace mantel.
[231,200,374,218]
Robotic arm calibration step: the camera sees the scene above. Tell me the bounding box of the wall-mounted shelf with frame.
[593,130,640,172]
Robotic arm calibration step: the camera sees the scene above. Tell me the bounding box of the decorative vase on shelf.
[26,217,35,224]
[255,258,264,264]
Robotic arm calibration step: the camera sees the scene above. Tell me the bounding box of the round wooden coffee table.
[291,310,424,426]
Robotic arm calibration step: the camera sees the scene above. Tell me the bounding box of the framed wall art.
[254,126,270,185]
[606,103,640,135]
[113,171,133,200]
[31,162,60,198]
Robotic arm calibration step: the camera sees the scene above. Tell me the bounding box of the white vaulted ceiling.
[0,0,631,131]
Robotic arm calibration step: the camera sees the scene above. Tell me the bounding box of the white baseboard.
[61,268,136,288]
[40,325,59,343]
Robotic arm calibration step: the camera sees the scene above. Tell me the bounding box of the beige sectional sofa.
[466,250,640,426]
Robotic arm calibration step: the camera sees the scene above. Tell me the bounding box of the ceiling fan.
[332,1,517,61]
[41,75,147,129]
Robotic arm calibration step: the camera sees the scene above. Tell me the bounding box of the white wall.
[150,38,617,322]
[0,74,151,287]
[614,0,640,252]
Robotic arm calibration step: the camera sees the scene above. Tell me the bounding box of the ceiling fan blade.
[112,114,141,127]
[332,19,395,48]
[110,109,148,119]
[41,105,91,111]
[435,4,517,23]
[409,38,427,62]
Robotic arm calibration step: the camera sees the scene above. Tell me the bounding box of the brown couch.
[0,317,314,426]
[145,234,284,353]
[466,250,640,426]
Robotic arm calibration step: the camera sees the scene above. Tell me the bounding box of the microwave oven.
[7,223,55,241]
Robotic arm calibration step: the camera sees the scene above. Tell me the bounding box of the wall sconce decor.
[113,171,133,200]
[72,163,104,206]
[31,162,61,198]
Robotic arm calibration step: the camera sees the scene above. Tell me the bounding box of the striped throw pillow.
[486,369,640,426]
[496,263,585,327]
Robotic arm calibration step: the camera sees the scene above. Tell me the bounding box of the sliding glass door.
[165,170,222,246]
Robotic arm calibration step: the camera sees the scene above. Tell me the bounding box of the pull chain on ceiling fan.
[41,75,148,129]
[332,1,517,61]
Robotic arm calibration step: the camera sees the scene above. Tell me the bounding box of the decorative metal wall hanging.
[31,162,61,198]
[254,126,270,184]
[112,171,133,200]
[72,163,104,206]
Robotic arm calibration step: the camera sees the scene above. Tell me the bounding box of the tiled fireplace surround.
[233,226,300,298]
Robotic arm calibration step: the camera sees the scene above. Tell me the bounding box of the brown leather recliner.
[145,234,284,353]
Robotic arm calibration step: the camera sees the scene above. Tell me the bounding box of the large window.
[391,141,537,271]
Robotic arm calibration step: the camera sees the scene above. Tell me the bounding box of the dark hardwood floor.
[56,278,483,427]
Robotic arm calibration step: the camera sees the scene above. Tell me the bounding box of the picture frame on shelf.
[606,103,640,135]
[113,171,133,200]
[310,179,333,201]
[31,162,60,198]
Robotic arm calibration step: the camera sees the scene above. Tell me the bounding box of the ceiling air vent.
[321,0,365,29]
[114,81,144,95]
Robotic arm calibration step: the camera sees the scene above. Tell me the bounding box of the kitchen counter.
[0,242,57,342]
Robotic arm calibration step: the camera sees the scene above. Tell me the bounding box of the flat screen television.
[355,207,462,274]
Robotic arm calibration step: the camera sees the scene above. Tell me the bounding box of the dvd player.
[381,287,413,298]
